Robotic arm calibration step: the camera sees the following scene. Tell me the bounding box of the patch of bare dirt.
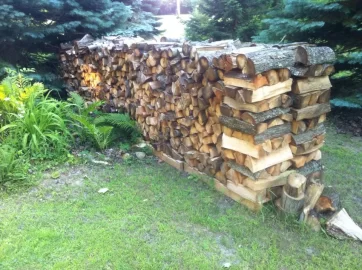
[330,108,362,136]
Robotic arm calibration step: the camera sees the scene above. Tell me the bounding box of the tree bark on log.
[291,103,331,121]
[227,161,262,180]
[296,160,323,176]
[242,48,296,76]
[219,116,257,135]
[295,46,336,66]
[291,124,326,145]
[241,107,290,125]
[254,123,291,145]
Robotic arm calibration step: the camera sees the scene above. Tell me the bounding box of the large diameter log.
[219,116,256,135]
[244,145,293,173]
[295,46,336,66]
[242,48,296,76]
[292,76,332,94]
[291,124,326,145]
[291,103,331,121]
[281,187,305,215]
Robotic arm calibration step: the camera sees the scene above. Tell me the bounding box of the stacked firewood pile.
[60,35,335,210]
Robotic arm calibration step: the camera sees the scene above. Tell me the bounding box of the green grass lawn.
[1,123,362,269]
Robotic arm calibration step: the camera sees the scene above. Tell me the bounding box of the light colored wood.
[223,95,282,113]
[221,134,263,158]
[243,170,296,191]
[242,79,292,103]
[161,153,184,171]
[292,76,332,94]
[223,71,268,90]
[291,103,331,121]
[214,180,263,212]
[300,181,324,222]
[226,181,268,203]
[326,208,362,241]
[285,173,306,197]
[244,145,293,173]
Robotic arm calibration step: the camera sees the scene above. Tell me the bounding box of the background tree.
[0,0,161,89]
[254,0,362,100]
[185,0,279,41]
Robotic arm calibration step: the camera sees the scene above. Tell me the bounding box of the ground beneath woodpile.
[330,107,362,136]
[0,124,361,269]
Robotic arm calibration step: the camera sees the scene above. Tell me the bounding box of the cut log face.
[295,46,336,66]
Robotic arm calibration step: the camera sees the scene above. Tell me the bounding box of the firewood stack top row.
[60,34,335,211]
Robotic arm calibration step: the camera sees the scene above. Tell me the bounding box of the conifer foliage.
[185,0,277,41]
[0,0,161,84]
[254,0,362,96]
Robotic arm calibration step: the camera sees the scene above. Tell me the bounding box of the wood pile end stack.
[60,35,335,211]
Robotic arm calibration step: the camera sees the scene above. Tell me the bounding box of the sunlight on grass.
[0,124,362,269]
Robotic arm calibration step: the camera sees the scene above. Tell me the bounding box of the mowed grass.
[0,123,362,269]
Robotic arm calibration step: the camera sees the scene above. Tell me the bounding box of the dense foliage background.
[186,0,362,103]
[0,0,162,91]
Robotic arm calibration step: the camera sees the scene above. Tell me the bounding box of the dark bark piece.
[224,85,239,98]
[220,104,233,117]
[242,107,290,125]
[219,116,257,135]
[295,46,336,66]
[289,65,324,77]
[292,124,326,145]
[227,161,262,180]
[297,160,323,176]
[291,103,331,121]
[208,157,223,170]
[254,123,291,144]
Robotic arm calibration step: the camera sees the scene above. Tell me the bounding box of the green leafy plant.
[0,69,71,159]
[66,92,141,151]
[0,144,26,184]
